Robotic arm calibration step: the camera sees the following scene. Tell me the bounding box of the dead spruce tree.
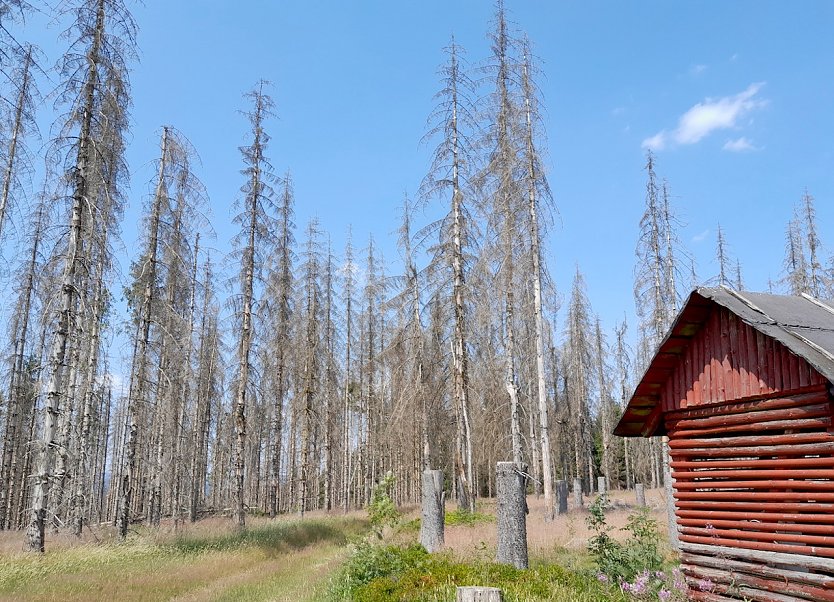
[0,198,48,530]
[519,36,556,519]
[189,258,221,522]
[27,0,135,552]
[562,268,595,491]
[340,231,357,512]
[481,0,525,466]
[420,39,478,512]
[230,82,277,529]
[264,173,295,517]
[121,128,177,536]
[0,44,39,243]
[295,219,323,516]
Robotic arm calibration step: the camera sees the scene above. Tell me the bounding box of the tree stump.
[419,469,445,552]
[635,483,646,507]
[572,477,583,509]
[496,461,528,569]
[597,476,607,496]
[556,479,568,514]
[456,586,504,601]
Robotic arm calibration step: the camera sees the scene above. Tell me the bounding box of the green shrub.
[329,541,614,601]
[587,494,663,584]
[444,509,495,526]
[368,472,400,538]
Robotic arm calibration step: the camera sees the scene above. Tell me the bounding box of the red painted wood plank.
[703,311,715,403]
[728,313,741,399]
[765,334,778,392]
[669,431,834,449]
[679,532,834,558]
[678,518,834,536]
[674,491,834,502]
[672,416,831,439]
[745,323,760,395]
[676,509,834,524]
[675,479,834,491]
[788,351,801,391]
[756,330,768,393]
[773,341,794,391]
[718,309,730,402]
[674,500,834,513]
[668,402,832,431]
[673,468,834,481]
[671,456,834,470]
[693,324,703,406]
[737,317,749,399]
[664,387,828,421]
[681,525,834,548]
[680,564,834,602]
[671,444,834,459]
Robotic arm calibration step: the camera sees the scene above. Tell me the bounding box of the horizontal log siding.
[665,387,834,601]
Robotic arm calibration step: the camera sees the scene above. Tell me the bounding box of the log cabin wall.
[658,306,834,601]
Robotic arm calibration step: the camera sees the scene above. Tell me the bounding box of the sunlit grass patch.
[0,516,368,601]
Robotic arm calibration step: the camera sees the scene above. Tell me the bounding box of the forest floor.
[0,488,670,601]
[0,514,369,601]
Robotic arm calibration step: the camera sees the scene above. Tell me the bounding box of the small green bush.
[444,509,495,526]
[329,542,614,601]
[586,494,688,600]
[368,472,400,538]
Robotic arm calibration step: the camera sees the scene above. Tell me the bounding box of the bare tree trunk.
[120,127,169,539]
[25,0,103,544]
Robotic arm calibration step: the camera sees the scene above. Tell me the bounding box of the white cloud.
[722,136,759,152]
[642,82,766,150]
[642,131,667,151]
[692,229,710,243]
[690,64,707,76]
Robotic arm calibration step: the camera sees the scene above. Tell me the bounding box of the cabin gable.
[661,305,828,414]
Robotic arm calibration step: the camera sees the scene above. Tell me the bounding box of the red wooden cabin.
[615,287,834,602]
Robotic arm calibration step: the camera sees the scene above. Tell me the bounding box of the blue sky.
[16,1,834,347]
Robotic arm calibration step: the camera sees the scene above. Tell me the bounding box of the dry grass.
[0,513,368,602]
[434,487,670,564]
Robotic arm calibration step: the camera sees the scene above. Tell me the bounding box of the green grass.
[0,516,368,601]
[328,542,624,602]
[444,509,495,527]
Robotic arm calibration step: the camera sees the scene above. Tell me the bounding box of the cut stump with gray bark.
[419,469,445,552]
[572,477,583,509]
[635,483,646,507]
[496,461,528,569]
[456,586,503,602]
[556,479,568,514]
[597,476,606,495]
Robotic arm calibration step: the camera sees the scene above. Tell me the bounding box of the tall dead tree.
[420,39,478,512]
[483,0,524,465]
[120,128,172,538]
[0,44,38,242]
[230,81,277,529]
[0,198,47,530]
[520,36,556,519]
[266,173,294,517]
[28,0,135,552]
